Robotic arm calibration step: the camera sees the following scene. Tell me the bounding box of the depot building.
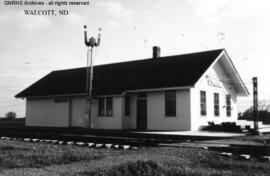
[15,47,249,131]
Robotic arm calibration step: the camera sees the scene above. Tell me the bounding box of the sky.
[0,0,270,117]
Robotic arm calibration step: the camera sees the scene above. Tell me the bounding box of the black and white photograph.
[0,0,270,175]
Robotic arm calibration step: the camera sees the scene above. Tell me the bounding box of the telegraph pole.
[252,77,259,134]
[84,25,101,128]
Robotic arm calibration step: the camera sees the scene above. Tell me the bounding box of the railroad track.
[0,126,233,146]
[159,142,270,161]
[208,144,270,157]
[0,131,160,147]
[0,136,138,150]
[1,127,269,161]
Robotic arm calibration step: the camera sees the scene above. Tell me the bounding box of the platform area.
[131,131,245,137]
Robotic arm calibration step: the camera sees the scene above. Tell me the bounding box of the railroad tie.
[258,156,270,162]
[203,146,208,150]
[105,144,113,148]
[121,145,131,150]
[32,139,39,142]
[220,152,232,157]
[239,154,251,160]
[95,144,104,148]
[76,142,86,146]
[88,143,95,148]
[0,137,11,140]
[58,141,64,145]
[44,139,51,143]
[113,144,120,149]
[131,146,138,150]
[51,140,58,144]
[24,138,31,142]
[67,141,75,145]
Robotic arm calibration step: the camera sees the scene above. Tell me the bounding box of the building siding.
[147,90,191,130]
[191,60,238,131]
[26,98,69,127]
[121,91,191,130]
[93,96,123,129]
[71,96,87,127]
[26,96,124,129]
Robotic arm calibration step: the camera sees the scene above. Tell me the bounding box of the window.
[98,97,113,116]
[54,97,68,103]
[138,92,147,98]
[98,98,105,116]
[106,97,113,116]
[214,93,220,116]
[200,91,207,116]
[165,90,176,117]
[226,95,231,117]
[125,96,130,116]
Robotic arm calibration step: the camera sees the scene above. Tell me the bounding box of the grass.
[77,147,270,176]
[0,118,25,128]
[0,140,270,176]
[0,140,109,169]
[82,159,269,176]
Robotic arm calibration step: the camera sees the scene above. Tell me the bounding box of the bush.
[202,122,242,133]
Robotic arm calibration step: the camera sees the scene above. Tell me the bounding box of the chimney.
[153,46,161,59]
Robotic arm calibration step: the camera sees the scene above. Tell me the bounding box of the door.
[137,93,147,130]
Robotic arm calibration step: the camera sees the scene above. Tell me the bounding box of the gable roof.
[15,49,226,98]
[220,50,249,96]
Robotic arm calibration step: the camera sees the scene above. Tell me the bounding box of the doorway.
[136,93,147,130]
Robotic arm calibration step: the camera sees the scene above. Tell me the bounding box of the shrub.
[202,121,242,133]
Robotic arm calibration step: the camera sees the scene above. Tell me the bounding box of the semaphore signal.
[84,25,101,128]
